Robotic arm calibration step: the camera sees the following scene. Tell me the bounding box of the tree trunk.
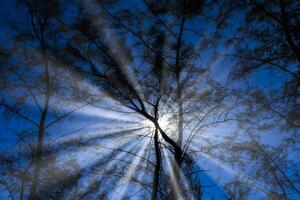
[169,12,186,199]
[151,129,161,200]
[29,48,50,200]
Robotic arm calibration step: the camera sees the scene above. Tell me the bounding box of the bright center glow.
[142,114,173,132]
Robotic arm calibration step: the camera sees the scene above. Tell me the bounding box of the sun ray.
[189,146,270,196]
[76,141,141,195]
[39,139,139,195]
[161,148,182,199]
[108,139,149,200]
[84,0,146,101]
[160,147,194,198]
[52,125,145,145]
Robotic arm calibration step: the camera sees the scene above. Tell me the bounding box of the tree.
[209,0,300,198]
[0,0,99,199]
[2,0,298,199]
[57,0,236,199]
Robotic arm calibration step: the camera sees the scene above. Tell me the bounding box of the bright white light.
[142,114,176,136]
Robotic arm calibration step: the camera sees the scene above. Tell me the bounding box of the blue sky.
[0,0,299,199]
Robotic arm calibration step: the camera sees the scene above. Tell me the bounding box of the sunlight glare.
[142,114,174,133]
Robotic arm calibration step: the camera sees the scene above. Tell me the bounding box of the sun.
[142,114,174,133]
